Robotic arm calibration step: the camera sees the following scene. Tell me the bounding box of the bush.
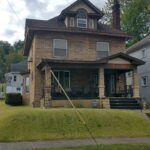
[5,93,22,106]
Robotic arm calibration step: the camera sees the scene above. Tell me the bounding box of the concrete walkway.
[0,137,150,150]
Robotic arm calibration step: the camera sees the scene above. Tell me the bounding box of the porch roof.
[37,53,145,70]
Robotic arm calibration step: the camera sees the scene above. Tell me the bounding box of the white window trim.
[77,18,87,28]
[89,19,94,29]
[141,76,148,87]
[54,70,70,89]
[141,48,146,59]
[70,17,75,27]
[53,39,68,58]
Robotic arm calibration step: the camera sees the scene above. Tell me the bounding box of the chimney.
[112,0,121,30]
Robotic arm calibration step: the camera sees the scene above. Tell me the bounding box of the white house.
[5,60,28,94]
[127,35,150,103]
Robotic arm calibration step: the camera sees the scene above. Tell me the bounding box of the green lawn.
[0,101,150,142]
[32,144,150,150]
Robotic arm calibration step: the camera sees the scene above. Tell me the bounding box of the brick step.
[110,100,138,104]
[111,106,142,109]
[110,103,140,107]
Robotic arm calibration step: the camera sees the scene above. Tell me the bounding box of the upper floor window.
[141,49,146,58]
[14,75,17,82]
[141,76,148,87]
[96,42,109,59]
[53,39,67,57]
[77,10,87,28]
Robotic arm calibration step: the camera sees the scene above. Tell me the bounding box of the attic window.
[77,10,87,28]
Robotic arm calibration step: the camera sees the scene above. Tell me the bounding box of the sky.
[0,0,107,45]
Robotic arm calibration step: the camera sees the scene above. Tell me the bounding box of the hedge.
[5,93,22,106]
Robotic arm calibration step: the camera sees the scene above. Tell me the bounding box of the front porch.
[37,53,144,108]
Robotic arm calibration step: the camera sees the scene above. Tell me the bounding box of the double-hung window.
[141,76,148,87]
[77,10,87,28]
[96,42,109,59]
[54,71,70,90]
[53,39,67,57]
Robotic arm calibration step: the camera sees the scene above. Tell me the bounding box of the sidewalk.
[0,137,150,150]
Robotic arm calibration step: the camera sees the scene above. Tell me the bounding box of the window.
[141,76,148,87]
[77,10,87,28]
[96,42,109,59]
[25,77,30,93]
[141,49,146,58]
[70,17,74,27]
[53,39,67,57]
[14,75,17,82]
[54,71,70,90]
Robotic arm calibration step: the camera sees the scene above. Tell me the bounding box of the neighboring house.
[127,35,150,103]
[5,60,28,95]
[23,0,144,108]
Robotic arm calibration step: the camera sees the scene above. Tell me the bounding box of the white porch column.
[44,66,52,101]
[98,68,105,98]
[133,68,140,97]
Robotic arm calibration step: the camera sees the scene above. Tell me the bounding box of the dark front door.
[105,73,116,97]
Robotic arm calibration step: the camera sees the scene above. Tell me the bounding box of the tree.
[0,41,12,55]
[0,40,25,83]
[13,40,24,51]
[103,0,150,46]
[102,0,131,25]
[122,0,150,46]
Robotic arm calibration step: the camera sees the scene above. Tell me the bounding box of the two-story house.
[127,35,150,104]
[23,0,144,108]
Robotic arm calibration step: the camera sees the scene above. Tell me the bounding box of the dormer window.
[77,10,87,28]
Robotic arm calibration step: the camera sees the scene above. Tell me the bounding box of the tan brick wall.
[51,99,100,108]
[28,31,126,105]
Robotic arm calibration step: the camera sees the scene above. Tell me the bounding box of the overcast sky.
[0,0,107,44]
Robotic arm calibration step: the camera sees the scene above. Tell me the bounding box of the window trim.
[53,39,68,58]
[70,17,75,27]
[141,49,146,59]
[96,42,110,52]
[14,75,17,82]
[77,18,87,28]
[54,70,70,90]
[89,19,94,29]
[141,76,148,87]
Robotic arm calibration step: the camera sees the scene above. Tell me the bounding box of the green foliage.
[103,0,150,46]
[103,0,132,25]
[0,40,25,83]
[122,0,150,46]
[5,93,22,106]
[0,101,150,142]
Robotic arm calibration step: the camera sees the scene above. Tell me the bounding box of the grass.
[31,144,150,150]
[0,101,150,142]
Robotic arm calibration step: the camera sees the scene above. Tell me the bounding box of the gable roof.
[127,35,150,53]
[59,0,104,20]
[99,52,145,65]
[10,60,28,74]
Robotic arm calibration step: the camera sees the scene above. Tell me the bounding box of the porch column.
[44,66,52,101]
[133,68,140,97]
[98,68,105,98]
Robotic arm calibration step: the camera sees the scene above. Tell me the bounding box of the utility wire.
[6,0,24,25]
[50,67,99,149]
